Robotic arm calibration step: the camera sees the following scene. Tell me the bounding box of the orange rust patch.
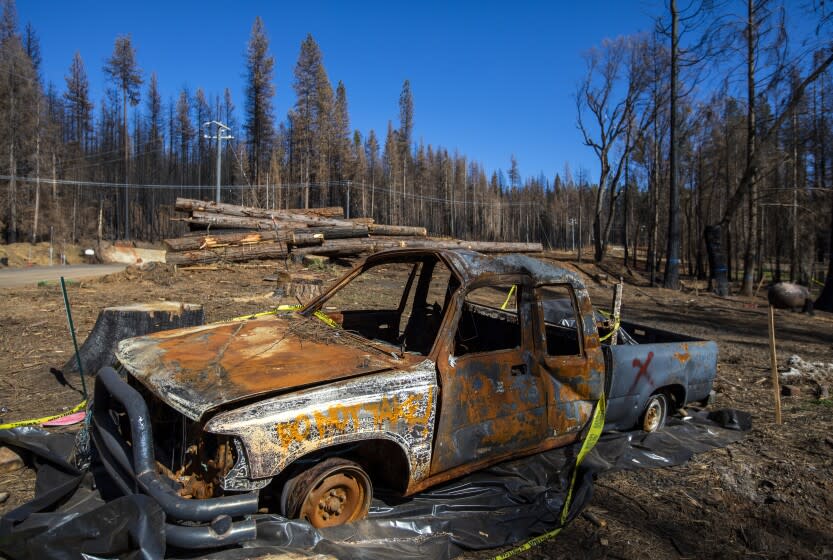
[674,342,691,364]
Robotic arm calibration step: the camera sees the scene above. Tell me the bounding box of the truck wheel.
[281,457,372,528]
[641,393,668,432]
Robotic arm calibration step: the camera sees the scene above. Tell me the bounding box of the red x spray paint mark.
[627,351,655,394]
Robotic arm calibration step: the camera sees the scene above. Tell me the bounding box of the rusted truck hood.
[115,314,401,420]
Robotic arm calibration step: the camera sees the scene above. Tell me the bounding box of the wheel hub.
[320,488,346,517]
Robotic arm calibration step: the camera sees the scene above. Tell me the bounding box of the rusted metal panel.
[428,270,605,478]
[535,284,606,440]
[204,361,438,484]
[116,313,410,420]
[430,352,548,472]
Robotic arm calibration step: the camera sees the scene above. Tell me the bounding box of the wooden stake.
[768,305,782,425]
[609,278,624,346]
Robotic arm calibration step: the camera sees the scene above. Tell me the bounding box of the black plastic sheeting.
[0,409,750,560]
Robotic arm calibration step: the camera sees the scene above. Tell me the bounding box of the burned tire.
[641,393,668,433]
[281,457,372,528]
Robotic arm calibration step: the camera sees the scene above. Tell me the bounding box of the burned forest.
[1,0,833,559]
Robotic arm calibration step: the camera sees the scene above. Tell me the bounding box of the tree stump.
[289,274,324,304]
[61,302,204,376]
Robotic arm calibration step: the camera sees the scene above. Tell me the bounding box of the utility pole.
[568,217,577,252]
[203,121,233,203]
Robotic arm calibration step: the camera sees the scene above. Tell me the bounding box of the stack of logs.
[164,198,543,266]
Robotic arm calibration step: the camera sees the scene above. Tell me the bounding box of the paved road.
[0,264,126,288]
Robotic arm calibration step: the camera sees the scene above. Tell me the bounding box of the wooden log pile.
[165,198,542,265]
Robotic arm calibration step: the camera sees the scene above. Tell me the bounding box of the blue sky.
[19,1,665,182]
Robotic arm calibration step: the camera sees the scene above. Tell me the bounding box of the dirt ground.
[0,249,831,559]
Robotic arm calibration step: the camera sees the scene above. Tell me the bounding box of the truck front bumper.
[91,367,259,548]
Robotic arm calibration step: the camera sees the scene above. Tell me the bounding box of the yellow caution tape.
[596,308,620,343]
[491,394,606,560]
[501,285,517,310]
[228,305,339,328]
[560,394,605,524]
[0,400,88,430]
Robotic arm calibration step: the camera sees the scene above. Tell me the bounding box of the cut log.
[166,242,290,265]
[349,217,375,225]
[61,302,204,376]
[176,198,344,218]
[185,210,309,230]
[164,230,322,252]
[367,224,427,237]
[182,228,256,237]
[273,212,355,227]
[419,240,543,253]
[300,225,369,240]
[293,238,544,258]
[292,239,393,257]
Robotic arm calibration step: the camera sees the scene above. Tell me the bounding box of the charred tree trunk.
[624,158,630,268]
[705,225,729,295]
[741,0,758,296]
[8,146,16,243]
[664,0,681,289]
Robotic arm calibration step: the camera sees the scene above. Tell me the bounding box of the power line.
[0,176,545,207]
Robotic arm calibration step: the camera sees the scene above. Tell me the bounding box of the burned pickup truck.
[92,249,716,547]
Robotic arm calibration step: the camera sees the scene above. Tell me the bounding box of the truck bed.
[603,321,717,431]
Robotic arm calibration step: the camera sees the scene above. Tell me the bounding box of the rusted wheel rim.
[642,395,666,432]
[300,468,370,527]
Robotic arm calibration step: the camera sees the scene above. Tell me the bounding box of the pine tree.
[508,154,520,189]
[221,88,236,189]
[146,73,162,147]
[292,34,334,206]
[313,61,333,202]
[0,0,16,43]
[103,34,142,238]
[194,88,210,185]
[352,130,367,215]
[332,80,351,183]
[143,72,163,187]
[244,16,275,187]
[398,79,413,163]
[398,79,413,221]
[175,89,193,181]
[0,0,38,242]
[383,121,400,222]
[22,21,39,74]
[64,52,92,150]
[365,129,380,218]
